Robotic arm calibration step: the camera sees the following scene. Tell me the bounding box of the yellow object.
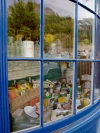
[58,96,66,103]
[27,83,31,89]
[44,99,48,107]
[46,92,49,97]
[9,87,16,90]
[44,34,55,44]
[81,98,90,107]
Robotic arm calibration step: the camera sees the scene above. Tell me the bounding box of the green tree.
[44,14,74,47]
[45,14,73,35]
[8,0,40,41]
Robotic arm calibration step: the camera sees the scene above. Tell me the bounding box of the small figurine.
[66,85,72,95]
[55,81,61,90]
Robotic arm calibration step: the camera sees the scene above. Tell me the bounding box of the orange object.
[60,62,67,67]
[29,97,40,106]
[9,90,17,100]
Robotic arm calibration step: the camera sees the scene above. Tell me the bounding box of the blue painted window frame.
[0,0,100,133]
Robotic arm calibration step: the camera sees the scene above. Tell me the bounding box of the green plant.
[8,0,40,41]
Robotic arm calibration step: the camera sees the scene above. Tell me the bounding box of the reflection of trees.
[78,18,93,45]
[8,0,40,41]
[45,14,73,35]
[44,14,74,48]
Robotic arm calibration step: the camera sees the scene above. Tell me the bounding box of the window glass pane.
[77,62,92,111]
[8,61,40,132]
[94,62,100,100]
[44,61,73,123]
[96,0,100,15]
[96,17,100,59]
[78,6,94,59]
[78,0,94,11]
[7,0,40,58]
[44,0,75,59]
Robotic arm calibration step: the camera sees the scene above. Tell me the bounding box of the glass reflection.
[78,6,94,59]
[78,0,94,10]
[44,62,73,123]
[96,0,100,15]
[96,17,100,59]
[8,61,40,132]
[77,62,92,111]
[44,0,75,59]
[94,63,100,100]
[7,0,40,58]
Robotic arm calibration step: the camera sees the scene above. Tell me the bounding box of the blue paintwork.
[0,0,10,133]
[0,0,2,132]
[0,0,100,133]
[40,0,44,127]
[73,0,78,115]
[15,100,100,133]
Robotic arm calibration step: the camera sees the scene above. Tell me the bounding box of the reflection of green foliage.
[8,0,40,41]
[83,39,89,44]
[44,14,74,47]
[45,14,73,35]
[78,18,93,45]
[44,33,55,45]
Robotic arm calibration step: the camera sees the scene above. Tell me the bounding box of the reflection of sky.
[79,0,94,11]
[44,0,74,18]
[78,5,94,20]
[7,0,94,19]
[7,0,39,6]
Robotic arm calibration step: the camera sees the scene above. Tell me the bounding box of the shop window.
[8,61,40,132]
[44,0,75,59]
[43,62,73,123]
[4,0,100,132]
[77,62,92,111]
[78,6,94,59]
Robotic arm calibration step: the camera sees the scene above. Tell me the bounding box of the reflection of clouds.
[8,0,74,18]
[78,6,94,20]
[44,0,74,18]
[7,0,94,19]
[79,0,94,10]
[7,0,40,7]
[97,0,100,14]
[7,0,14,6]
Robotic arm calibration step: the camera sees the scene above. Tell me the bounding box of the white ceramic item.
[24,106,38,119]
[23,41,34,57]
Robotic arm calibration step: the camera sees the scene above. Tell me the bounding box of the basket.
[10,87,40,113]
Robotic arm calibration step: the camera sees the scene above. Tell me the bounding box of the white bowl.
[24,106,38,119]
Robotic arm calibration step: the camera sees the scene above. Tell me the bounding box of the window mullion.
[73,1,78,115]
[40,0,44,127]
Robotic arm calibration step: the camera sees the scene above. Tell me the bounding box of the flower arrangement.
[44,33,55,46]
